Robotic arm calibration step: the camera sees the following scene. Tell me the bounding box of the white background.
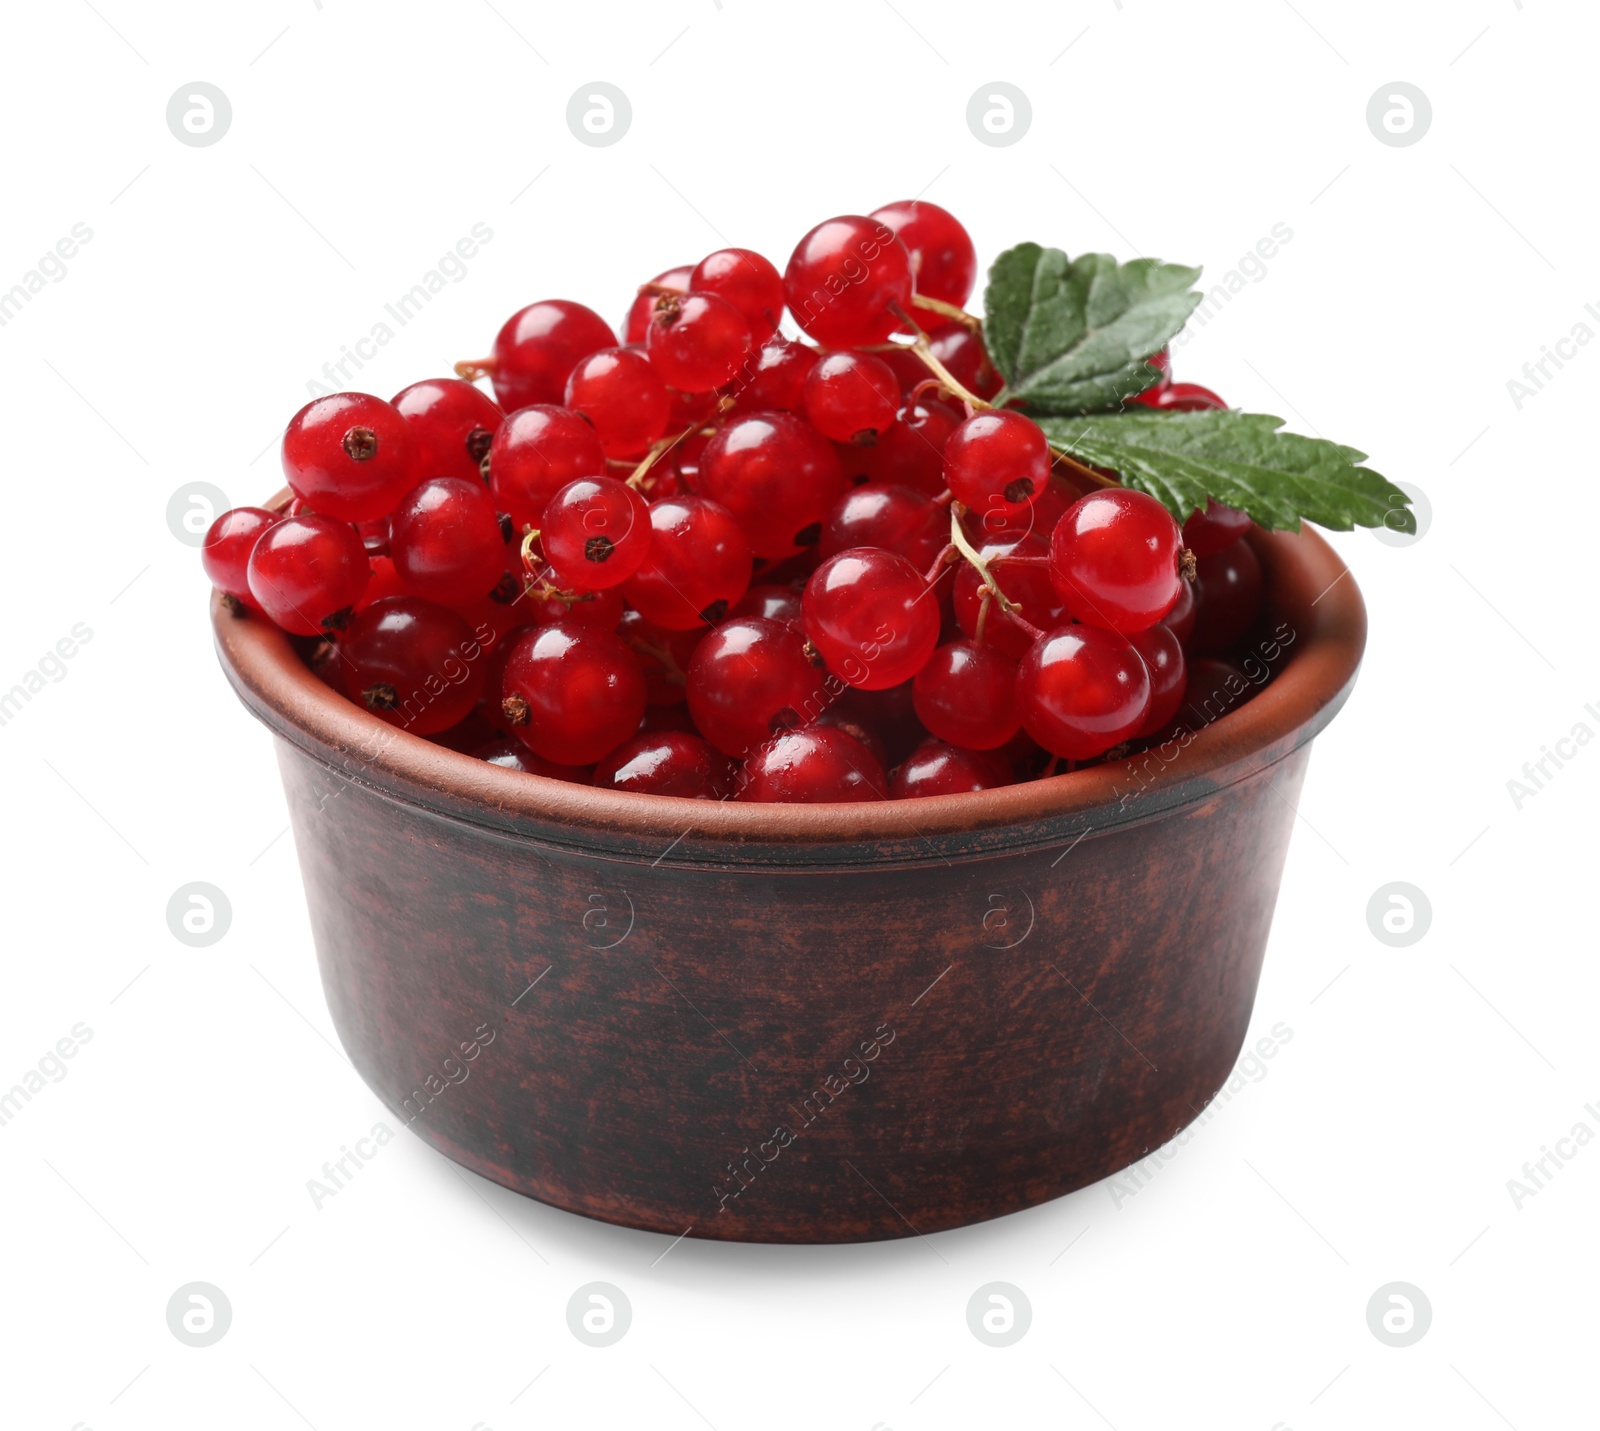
[1,1,1595,1427]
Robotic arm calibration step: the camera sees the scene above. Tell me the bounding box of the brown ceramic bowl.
[214,520,1364,1243]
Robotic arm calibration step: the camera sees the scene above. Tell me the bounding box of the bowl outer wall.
[215,522,1365,1241]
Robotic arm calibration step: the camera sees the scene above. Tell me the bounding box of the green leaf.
[1036,409,1415,534]
[983,244,1204,415]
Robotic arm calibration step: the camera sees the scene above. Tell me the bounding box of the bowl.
[213,521,1365,1243]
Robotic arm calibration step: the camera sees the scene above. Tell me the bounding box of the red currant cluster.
[205,204,1270,803]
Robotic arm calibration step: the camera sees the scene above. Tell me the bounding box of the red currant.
[801,352,900,443]
[687,615,827,757]
[617,607,702,703]
[738,725,887,803]
[486,404,606,531]
[621,495,753,629]
[1049,488,1183,633]
[1133,380,1226,412]
[391,378,504,483]
[563,347,671,459]
[593,730,734,799]
[729,583,804,631]
[943,411,1049,523]
[1161,575,1197,646]
[540,476,652,591]
[912,639,1021,750]
[645,291,753,394]
[869,201,977,323]
[951,533,1066,660]
[338,595,486,735]
[1182,500,1253,557]
[389,476,507,607]
[890,740,1011,798]
[475,735,592,784]
[354,552,407,613]
[1179,656,1252,732]
[487,300,616,411]
[202,506,281,612]
[689,248,786,343]
[864,397,961,494]
[500,621,646,765]
[1127,622,1186,737]
[783,215,912,348]
[247,514,370,635]
[728,335,818,413]
[803,547,940,689]
[1189,538,1263,653]
[1016,626,1151,760]
[624,266,692,344]
[698,411,847,559]
[928,327,1002,400]
[820,483,948,573]
[282,392,422,522]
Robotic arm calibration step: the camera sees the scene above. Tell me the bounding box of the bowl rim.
[213,511,1366,850]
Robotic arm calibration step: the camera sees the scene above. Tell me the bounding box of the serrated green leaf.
[1036,409,1415,534]
[983,245,1204,415]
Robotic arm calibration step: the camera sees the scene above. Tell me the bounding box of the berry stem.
[453,357,496,382]
[910,292,984,334]
[921,542,958,585]
[626,425,699,490]
[947,502,1019,616]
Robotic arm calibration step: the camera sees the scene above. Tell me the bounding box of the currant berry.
[391,378,504,483]
[689,248,786,343]
[617,607,702,703]
[247,515,370,635]
[728,335,819,413]
[803,547,940,690]
[389,476,507,607]
[1127,622,1187,737]
[951,533,1066,661]
[1189,538,1263,652]
[638,702,700,736]
[783,215,912,348]
[728,583,804,632]
[624,266,692,344]
[686,616,826,757]
[698,411,847,558]
[876,344,937,396]
[738,725,887,803]
[643,290,753,394]
[890,740,1011,799]
[943,411,1050,522]
[563,346,671,459]
[475,735,592,784]
[1016,626,1152,760]
[593,730,734,799]
[507,583,626,633]
[813,706,889,769]
[354,552,408,613]
[798,352,898,444]
[621,495,753,629]
[486,404,606,530]
[338,596,485,735]
[1133,380,1226,412]
[869,201,977,323]
[485,300,616,412]
[537,476,653,592]
[834,680,925,767]
[1182,500,1253,557]
[912,640,1021,750]
[864,397,961,494]
[820,483,948,574]
[500,621,646,765]
[1049,488,1184,633]
[1160,575,1197,646]
[202,506,281,612]
[282,392,422,522]
[1179,656,1253,732]
[928,326,1002,400]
